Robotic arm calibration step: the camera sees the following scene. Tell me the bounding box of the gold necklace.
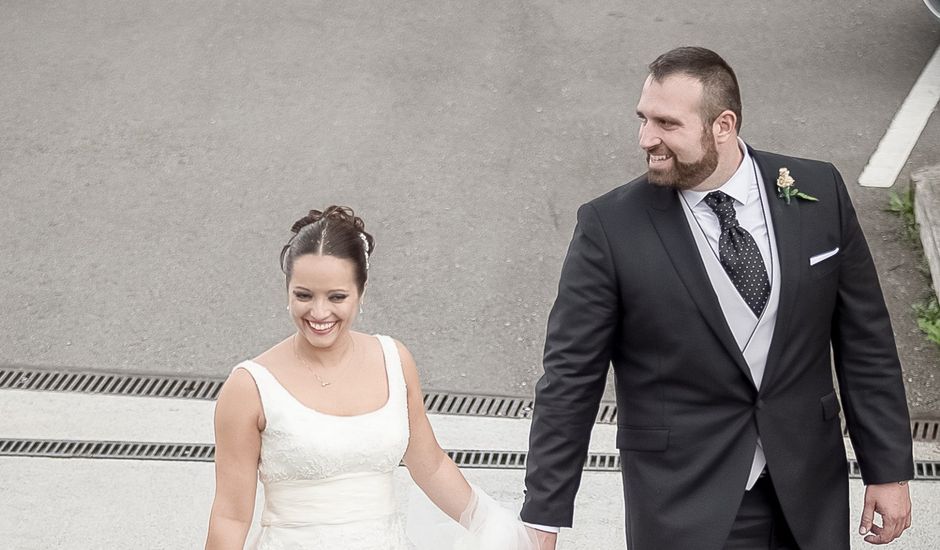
[291,334,355,388]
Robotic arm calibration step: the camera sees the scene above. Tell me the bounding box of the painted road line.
[859,45,940,188]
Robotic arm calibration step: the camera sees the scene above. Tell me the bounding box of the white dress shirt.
[680,141,773,303]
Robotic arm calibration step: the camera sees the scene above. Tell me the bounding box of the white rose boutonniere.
[777,167,818,204]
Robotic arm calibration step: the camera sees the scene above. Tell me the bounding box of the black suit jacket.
[521,149,914,550]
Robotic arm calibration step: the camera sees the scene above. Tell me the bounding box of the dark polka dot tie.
[703,191,770,316]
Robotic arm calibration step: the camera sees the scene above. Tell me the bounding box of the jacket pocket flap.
[821,391,841,421]
[616,427,670,451]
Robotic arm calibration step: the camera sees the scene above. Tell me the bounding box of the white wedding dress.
[234,334,538,550]
[235,334,411,549]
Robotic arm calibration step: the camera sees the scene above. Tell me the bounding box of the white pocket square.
[809,247,840,266]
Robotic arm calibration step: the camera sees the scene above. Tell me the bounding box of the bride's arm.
[205,368,263,549]
[397,340,474,521]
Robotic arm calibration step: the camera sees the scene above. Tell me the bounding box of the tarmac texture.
[1,1,938,403]
[2,1,940,549]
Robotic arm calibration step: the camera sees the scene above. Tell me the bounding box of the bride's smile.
[306,319,338,334]
[287,253,362,350]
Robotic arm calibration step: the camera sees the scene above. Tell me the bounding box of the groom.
[521,47,914,549]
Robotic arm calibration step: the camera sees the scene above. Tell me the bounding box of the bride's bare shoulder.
[252,336,294,368]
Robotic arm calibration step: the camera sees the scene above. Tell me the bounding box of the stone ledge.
[913,165,940,299]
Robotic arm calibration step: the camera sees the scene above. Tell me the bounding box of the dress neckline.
[247,334,395,419]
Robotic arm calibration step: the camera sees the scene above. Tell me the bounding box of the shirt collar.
[681,139,754,208]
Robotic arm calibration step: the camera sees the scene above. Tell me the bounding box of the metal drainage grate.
[2,438,939,481]
[0,366,223,400]
[0,366,620,424]
[423,392,534,418]
[3,366,938,441]
[913,460,940,480]
[597,403,618,424]
[447,450,529,469]
[911,419,940,442]
[847,459,939,480]
[445,450,621,472]
[842,418,940,444]
[422,392,619,425]
[0,438,215,462]
[0,438,620,472]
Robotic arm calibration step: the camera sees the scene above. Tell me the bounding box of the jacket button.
[755,399,765,410]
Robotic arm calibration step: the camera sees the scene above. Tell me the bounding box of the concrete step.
[913,164,940,300]
[1,389,938,549]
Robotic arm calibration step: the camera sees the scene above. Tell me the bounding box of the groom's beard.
[646,131,719,191]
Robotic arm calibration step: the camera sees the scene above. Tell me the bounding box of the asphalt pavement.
[1,1,939,548]
[1,0,938,402]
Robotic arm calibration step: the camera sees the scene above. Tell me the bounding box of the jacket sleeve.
[521,202,619,527]
[829,164,914,484]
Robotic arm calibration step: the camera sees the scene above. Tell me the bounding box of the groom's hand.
[858,481,912,544]
[525,526,557,550]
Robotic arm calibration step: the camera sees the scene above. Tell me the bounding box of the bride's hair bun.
[288,206,373,253]
[280,205,374,292]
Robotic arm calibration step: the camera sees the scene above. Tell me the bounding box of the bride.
[205,206,538,549]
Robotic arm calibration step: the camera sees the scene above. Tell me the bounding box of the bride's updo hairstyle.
[279,206,375,293]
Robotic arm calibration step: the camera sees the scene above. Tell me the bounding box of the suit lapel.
[646,186,755,385]
[751,149,802,389]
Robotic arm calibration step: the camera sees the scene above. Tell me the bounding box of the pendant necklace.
[292,333,355,388]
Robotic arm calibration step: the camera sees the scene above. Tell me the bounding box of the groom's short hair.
[648,47,742,132]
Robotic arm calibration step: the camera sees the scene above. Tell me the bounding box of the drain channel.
[2,366,937,441]
[2,438,939,480]
[0,366,222,400]
[0,438,215,461]
[0,365,617,424]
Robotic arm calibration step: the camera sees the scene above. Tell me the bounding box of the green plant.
[886,190,938,347]
[886,188,920,243]
[913,295,940,346]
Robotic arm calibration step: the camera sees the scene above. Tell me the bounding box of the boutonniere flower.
[776,167,818,204]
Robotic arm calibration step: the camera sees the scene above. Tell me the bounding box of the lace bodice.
[235,334,411,549]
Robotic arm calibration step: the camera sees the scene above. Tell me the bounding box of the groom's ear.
[712,109,738,144]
